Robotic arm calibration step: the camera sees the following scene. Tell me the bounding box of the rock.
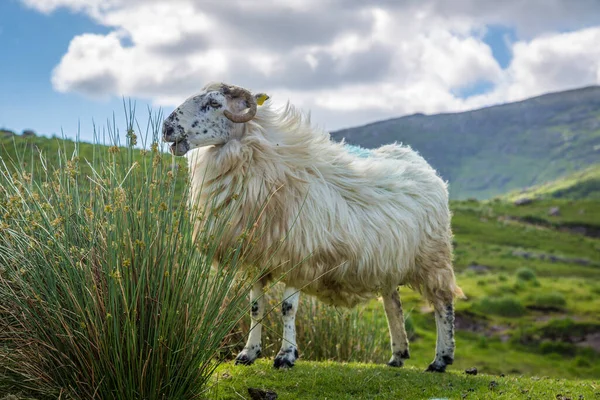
[467,264,490,274]
[514,197,533,206]
[572,258,590,266]
[512,250,532,259]
[465,367,478,375]
[548,206,560,216]
[248,388,278,400]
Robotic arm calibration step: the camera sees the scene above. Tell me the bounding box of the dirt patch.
[576,332,600,352]
[454,311,488,333]
[533,314,584,323]
[454,311,511,339]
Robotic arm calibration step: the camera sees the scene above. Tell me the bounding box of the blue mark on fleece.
[344,144,372,158]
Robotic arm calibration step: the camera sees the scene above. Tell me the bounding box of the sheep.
[162,82,464,372]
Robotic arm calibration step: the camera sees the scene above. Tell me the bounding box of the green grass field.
[208,360,600,400]
[1,129,599,399]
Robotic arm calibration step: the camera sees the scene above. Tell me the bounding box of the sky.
[1,0,600,143]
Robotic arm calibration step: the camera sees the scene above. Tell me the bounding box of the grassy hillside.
[502,163,600,201]
[0,130,188,200]
[330,86,600,200]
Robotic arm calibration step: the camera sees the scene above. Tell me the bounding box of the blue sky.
[1,0,599,142]
[0,0,143,141]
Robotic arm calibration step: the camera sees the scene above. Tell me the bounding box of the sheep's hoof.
[273,357,295,369]
[235,348,261,366]
[387,349,410,367]
[425,362,448,373]
[273,348,298,369]
[386,359,404,367]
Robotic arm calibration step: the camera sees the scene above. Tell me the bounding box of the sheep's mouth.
[170,140,189,156]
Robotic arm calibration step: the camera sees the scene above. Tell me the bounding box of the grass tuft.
[0,108,275,400]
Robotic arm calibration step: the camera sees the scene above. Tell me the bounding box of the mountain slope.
[330,86,600,199]
[501,163,600,201]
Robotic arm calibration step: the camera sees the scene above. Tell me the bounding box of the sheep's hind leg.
[273,286,300,369]
[382,287,410,367]
[426,302,455,373]
[235,281,265,365]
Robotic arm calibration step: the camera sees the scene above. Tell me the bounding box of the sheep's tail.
[453,283,467,300]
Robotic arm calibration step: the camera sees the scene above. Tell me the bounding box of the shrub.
[516,267,537,282]
[0,110,277,399]
[477,335,489,349]
[574,356,593,368]
[539,341,576,357]
[529,292,567,310]
[473,296,526,317]
[537,318,600,341]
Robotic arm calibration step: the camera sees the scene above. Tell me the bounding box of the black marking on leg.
[442,355,454,365]
[397,349,410,360]
[281,301,293,316]
[251,301,259,317]
[445,303,455,325]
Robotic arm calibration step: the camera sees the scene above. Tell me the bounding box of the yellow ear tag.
[256,93,270,106]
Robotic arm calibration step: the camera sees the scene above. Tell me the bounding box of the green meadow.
[1,117,599,399]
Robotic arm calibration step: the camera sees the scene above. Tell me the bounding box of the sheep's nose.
[163,124,175,142]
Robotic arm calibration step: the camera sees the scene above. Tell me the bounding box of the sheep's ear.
[255,93,270,106]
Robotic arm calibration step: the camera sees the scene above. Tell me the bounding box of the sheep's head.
[162,82,268,156]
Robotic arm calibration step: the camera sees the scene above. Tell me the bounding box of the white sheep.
[162,82,464,371]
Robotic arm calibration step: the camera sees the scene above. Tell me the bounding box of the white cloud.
[21,0,600,130]
[462,27,600,110]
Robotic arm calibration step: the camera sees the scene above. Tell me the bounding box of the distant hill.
[330,86,600,200]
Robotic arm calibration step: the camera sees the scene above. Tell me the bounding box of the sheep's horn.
[223,86,257,123]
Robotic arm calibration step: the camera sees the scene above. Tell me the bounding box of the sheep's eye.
[209,99,220,108]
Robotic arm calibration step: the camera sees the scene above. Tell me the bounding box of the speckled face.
[162,90,233,156]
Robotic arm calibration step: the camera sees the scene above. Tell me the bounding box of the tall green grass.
[0,108,275,399]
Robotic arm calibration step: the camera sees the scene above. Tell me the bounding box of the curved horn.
[223,87,257,123]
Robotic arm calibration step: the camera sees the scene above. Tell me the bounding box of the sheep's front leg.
[426,302,455,373]
[382,287,410,367]
[273,286,300,369]
[235,281,264,365]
